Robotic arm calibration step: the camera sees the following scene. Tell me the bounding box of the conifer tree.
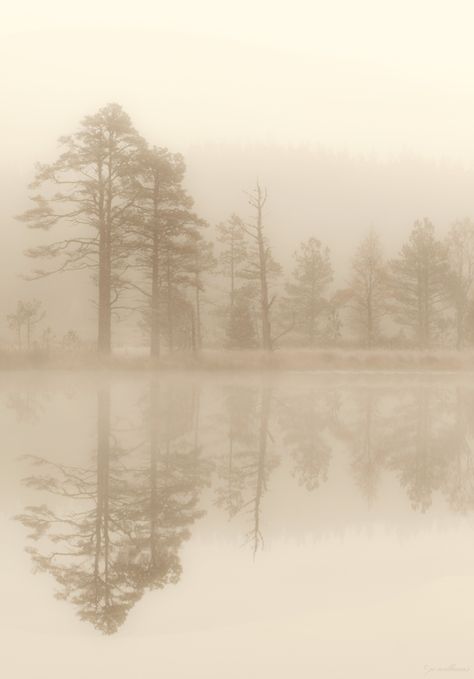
[389,219,450,349]
[349,230,387,348]
[18,103,144,355]
[130,147,203,356]
[446,219,474,349]
[285,237,333,346]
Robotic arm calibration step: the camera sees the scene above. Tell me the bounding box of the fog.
[3,3,474,677]
[4,3,474,340]
[3,371,474,678]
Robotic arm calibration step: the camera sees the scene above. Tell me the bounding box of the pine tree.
[7,299,45,351]
[129,146,203,356]
[18,103,144,355]
[349,230,387,348]
[389,219,450,349]
[188,236,216,350]
[445,219,474,349]
[216,214,248,335]
[285,237,333,346]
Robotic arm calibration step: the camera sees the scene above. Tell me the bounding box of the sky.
[3,0,474,160]
[2,0,474,340]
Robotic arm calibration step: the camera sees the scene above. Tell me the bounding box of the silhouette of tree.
[389,220,450,348]
[348,230,387,348]
[445,219,474,349]
[240,183,282,350]
[188,237,216,351]
[129,147,206,357]
[7,299,45,351]
[216,214,249,338]
[284,238,333,347]
[18,103,145,355]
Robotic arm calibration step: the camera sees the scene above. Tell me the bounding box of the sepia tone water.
[2,370,474,678]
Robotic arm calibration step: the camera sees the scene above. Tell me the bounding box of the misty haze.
[2,2,474,678]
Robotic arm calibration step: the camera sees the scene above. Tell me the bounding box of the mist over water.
[0,372,473,677]
[4,2,474,677]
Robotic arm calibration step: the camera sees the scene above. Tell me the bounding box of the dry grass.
[1,347,474,372]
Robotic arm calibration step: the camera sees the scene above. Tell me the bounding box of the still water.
[1,371,474,678]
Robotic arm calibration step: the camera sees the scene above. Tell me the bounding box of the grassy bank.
[2,348,474,372]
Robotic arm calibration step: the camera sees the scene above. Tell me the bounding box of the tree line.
[16,102,474,354]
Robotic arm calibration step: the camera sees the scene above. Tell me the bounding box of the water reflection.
[215,387,277,555]
[278,388,337,491]
[13,377,474,634]
[349,389,388,505]
[16,382,206,634]
[6,390,48,422]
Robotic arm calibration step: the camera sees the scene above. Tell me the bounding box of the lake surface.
[1,371,474,678]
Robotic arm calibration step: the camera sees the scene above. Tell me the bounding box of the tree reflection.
[385,386,451,512]
[6,390,48,423]
[14,377,474,633]
[278,388,335,491]
[349,389,388,506]
[215,386,277,555]
[440,387,474,512]
[128,380,208,590]
[215,386,258,517]
[16,381,207,634]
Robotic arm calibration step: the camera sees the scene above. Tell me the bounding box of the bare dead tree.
[241,183,281,351]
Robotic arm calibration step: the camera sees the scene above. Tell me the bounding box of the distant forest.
[10,103,474,356]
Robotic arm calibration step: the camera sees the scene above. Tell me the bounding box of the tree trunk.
[190,308,197,354]
[309,268,316,347]
[98,145,113,357]
[230,237,235,330]
[195,274,202,351]
[166,252,173,352]
[367,289,373,349]
[98,236,112,356]
[456,305,464,351]
[150,175,161,359]
[255,192,272,351]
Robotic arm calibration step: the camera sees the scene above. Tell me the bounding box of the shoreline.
[2,348,474,372]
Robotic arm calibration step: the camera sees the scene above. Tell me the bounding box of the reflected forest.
[13,377,474,634]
